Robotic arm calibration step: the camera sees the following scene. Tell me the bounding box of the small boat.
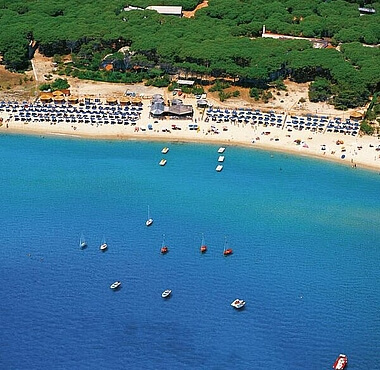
[332,354,347,370]
[218,147,226,153]
[160,234,169,254]
[223,237,233,256]
[216,164,223,172]
[218,155,225,162]
[231,299,246,309]
[161,289,172,298]
[161,147,169,154]
[79,233,87,249]
[110,281,121,290]
[200,233,207,253]
[100,237,108,251]
[146,205,153,227]
[159,159,167,166]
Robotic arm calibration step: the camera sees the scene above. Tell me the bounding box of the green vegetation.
[0,0,379,109]
[360,120,375,135]
[38,78,70,91]
[309,78,332,102]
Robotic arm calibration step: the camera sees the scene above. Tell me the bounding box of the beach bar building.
[168,104,193,117]
[150,102,165,117]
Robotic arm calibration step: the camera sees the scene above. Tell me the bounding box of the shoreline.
[2,121,380,173]
[1,97,380,173]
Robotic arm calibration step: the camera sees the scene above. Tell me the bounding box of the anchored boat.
[231,299,246,309]
[332,354,347,370]
[200,233,207,253]
[161,289,172,298]
[146,205,153,227]
[110,281,121,290]
[160,234,169,254]
[223,237,233,256]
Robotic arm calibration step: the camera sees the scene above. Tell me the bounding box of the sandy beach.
[1,96,380,173]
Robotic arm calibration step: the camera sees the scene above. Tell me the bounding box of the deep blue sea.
[0,134,379,370]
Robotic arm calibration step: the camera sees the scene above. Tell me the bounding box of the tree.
[51,78,70,91]
[309,78,332,102]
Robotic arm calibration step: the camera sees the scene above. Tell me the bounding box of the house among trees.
[145,6,183,17]
[176,79,195,86]
[261,25,329,48]
[99,57,127,72]
[358,7,376,15]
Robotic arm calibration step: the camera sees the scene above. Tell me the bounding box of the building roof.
[168,104,193,116]
[358,7,376,13]
[171,99,183,105]
[150,102,165,115]
[177,79,195,86]
[146,6,182,16]
[197,99,209,106]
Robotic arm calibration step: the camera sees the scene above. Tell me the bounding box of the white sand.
[1,98,380,172]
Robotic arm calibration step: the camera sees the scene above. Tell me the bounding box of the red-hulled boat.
[223,248,233,256]
[160,234,169,254]
[223,236,233,256]
[333,354,347,370]
[200,233,207,253]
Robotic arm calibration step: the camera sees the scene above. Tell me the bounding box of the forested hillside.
[0,0,379,109]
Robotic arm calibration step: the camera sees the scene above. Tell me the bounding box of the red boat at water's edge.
[333,354,347,370]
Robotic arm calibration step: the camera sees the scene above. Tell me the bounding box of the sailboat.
[100,236,108,251]
[160,234,168,254]
[79,233,87,249]
[223,236,233,256]
[200,233,207,253]
[146,205,153,227]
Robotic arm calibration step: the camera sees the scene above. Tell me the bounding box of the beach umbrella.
[131,97,142,106]
[40,94,52,103]
[68,96,78,104]
[106,97,117,105]
[53,96,65,103]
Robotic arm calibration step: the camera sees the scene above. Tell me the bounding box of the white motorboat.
[100,237,108,251]
[146,205,153,227]
[79,233,87,249]
[231,299,246,309]
[161,289,172,298]
[218,147,226,153]
[216,164,223,172]
[159,159,167,166]
[110,281,121,290]
[218,155,225,162]
[161,147,169,154]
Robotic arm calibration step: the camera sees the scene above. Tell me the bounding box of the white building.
[145,6,182,17]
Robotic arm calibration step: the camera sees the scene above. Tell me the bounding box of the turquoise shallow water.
[0,134,379,369]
